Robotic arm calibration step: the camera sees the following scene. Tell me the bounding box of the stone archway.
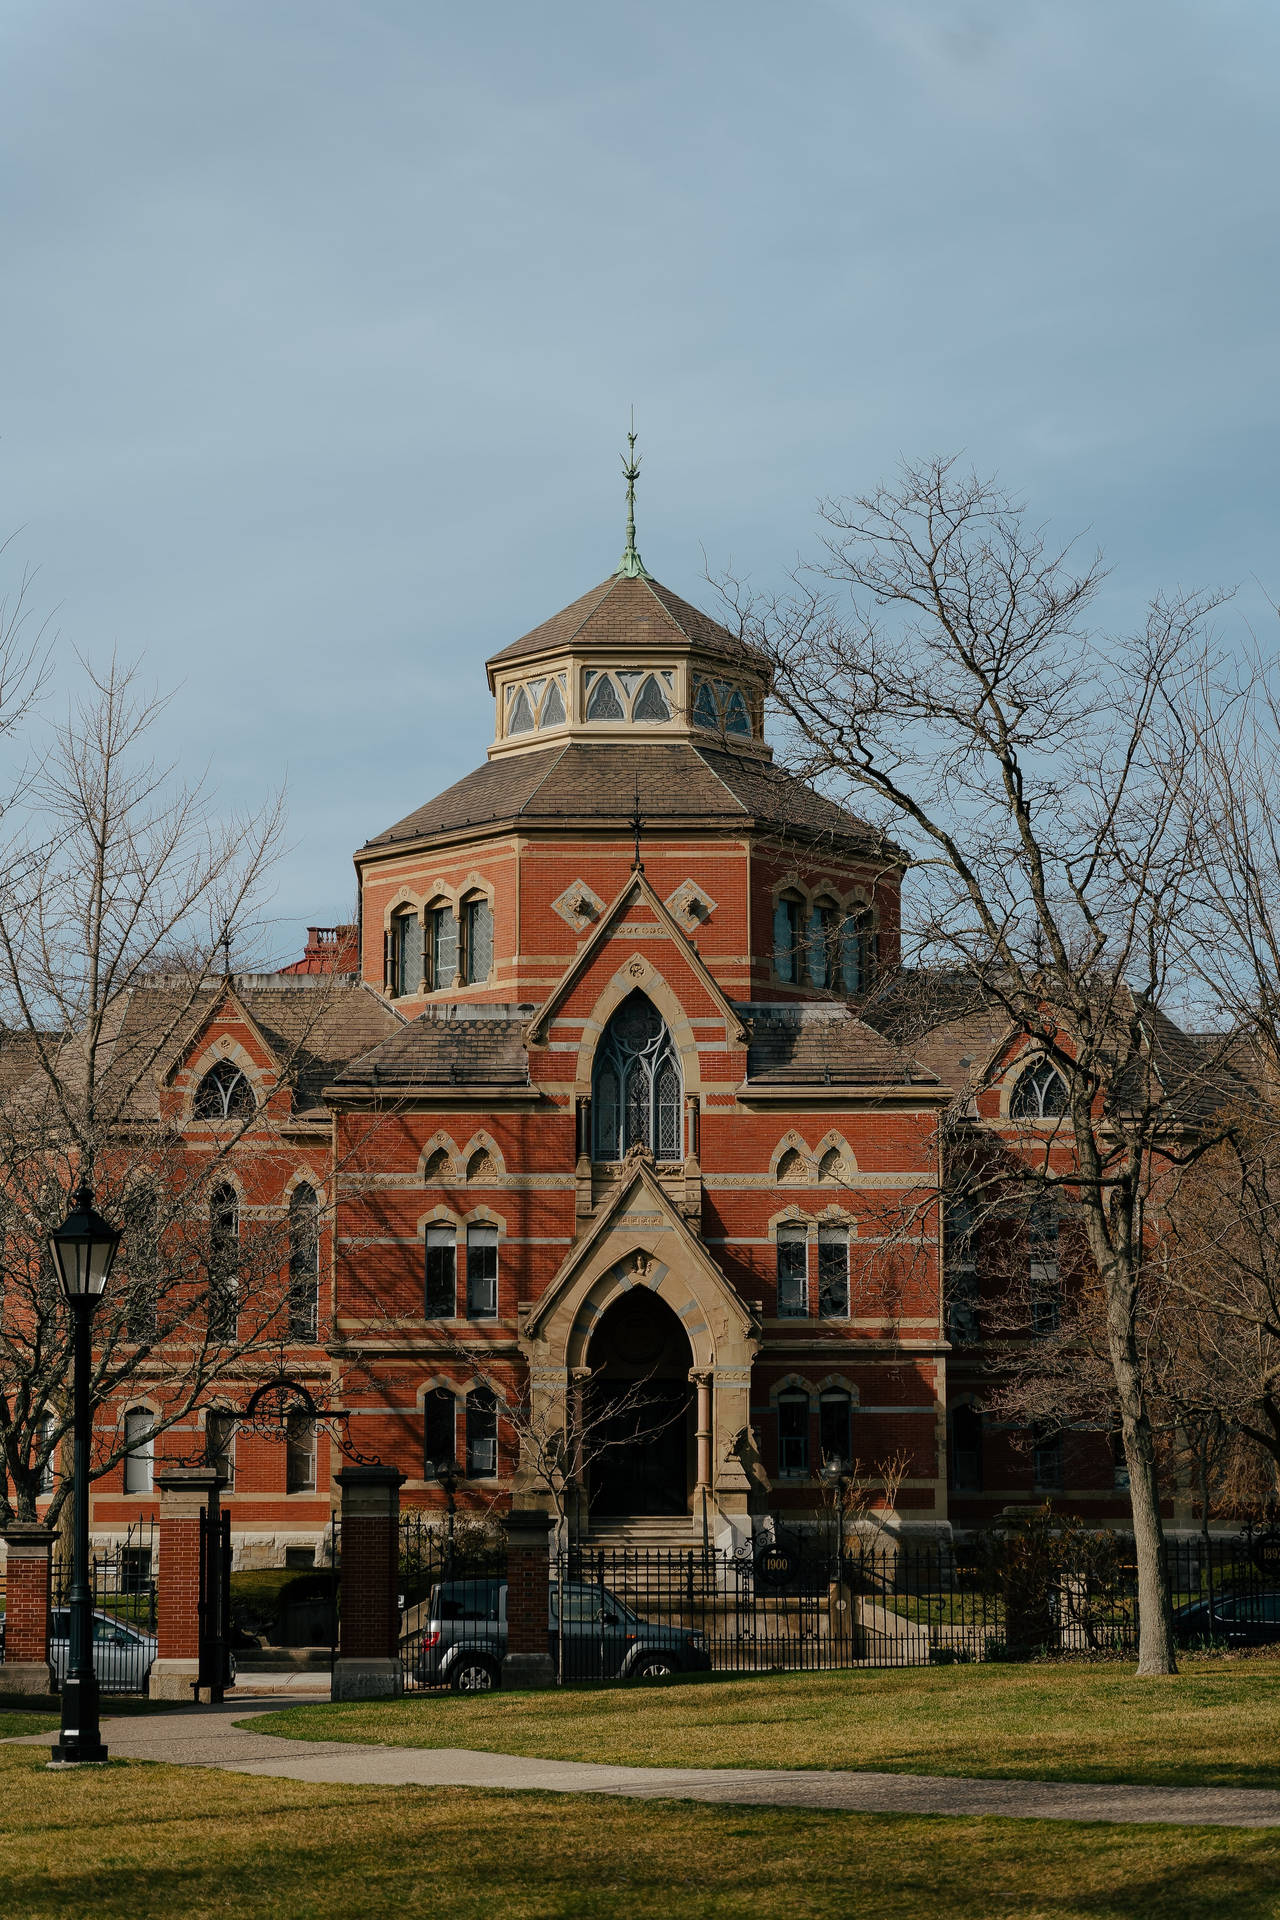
[585,1289,694,1518]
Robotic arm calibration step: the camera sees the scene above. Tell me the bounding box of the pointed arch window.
[591,992,683,1162]
[839,906,875,995]
[208,1183,239,1341]
[428,903,458,989]
[1010,1059,1068,1121]
[390,908,423,998]
[462,895,493,984]
[288,1184,320,1341]
[773,895,803,983]
[193,1060,254,1121]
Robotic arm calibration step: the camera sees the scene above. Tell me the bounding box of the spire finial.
[616,408,651,579]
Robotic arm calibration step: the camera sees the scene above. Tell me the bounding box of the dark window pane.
[819,1393,852,1470]
[466,1224,498,1319]
[592,991,681,1162]
[208,1183,239,1340]
[425,1225,457,1317]
[777,1394,809,1476]
[464,898,493,984]
[424,1388,456,1476]
[817,1227,849,1319]
[286,1414,316,1492]
[466,1389,498,1477]
[429,906,458,987]
[288,1184,319,1340]
[776,1227,808,1317]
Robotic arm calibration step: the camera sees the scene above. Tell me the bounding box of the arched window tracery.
[591,992,683,1162]
[193,1060,254,1121]
[1010,1059,1068,1121]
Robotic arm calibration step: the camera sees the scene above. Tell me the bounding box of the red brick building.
[62,537,1210,1562]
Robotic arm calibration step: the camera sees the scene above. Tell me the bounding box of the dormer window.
[193,1060,254,1121]
[505,674,567,736]
[583,669,674,724]
[691,675,754,738]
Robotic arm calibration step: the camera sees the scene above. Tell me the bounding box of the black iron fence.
[49,1520,158,1694]
[393,1520,1280,1688]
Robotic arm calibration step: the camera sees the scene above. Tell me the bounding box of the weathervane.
[616,408,650,579]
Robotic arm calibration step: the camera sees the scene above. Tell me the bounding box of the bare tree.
[725,456,1239,1673]
[0,653,363,1523]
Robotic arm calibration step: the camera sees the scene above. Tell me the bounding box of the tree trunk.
[1108,1315,1178,1675]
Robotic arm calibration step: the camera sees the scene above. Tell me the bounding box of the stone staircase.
[579,1514,703,1556]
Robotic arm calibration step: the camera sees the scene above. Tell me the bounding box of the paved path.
[10,1700,1280,1828]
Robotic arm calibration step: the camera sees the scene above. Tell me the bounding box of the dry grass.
[255,1658,1280,1789]
[0,1745,1278,1919]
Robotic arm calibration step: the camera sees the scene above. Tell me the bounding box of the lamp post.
[47,1181,121,1768]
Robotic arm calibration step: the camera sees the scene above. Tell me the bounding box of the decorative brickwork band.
[332,1465,405,1701]
[503,1508,554,1689]
[150,1467,224,1700]
[0,1524,56,1695]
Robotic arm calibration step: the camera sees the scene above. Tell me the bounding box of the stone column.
[711,1364,757,1552]
[0,1524,57,1695]
[332,1465,405,1701]
[150,1467,222,1701]
[690,1370,712,1492]
[503,1508,554,1689]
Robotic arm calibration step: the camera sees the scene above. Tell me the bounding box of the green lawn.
[0,1744,1278,1919]
[252,1658,1280,1790]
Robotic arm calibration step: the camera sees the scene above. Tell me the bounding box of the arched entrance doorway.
[586,1289,693,1518]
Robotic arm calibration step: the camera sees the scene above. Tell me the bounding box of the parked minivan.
[408,1577,710,1691]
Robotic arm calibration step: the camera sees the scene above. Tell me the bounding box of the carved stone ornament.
[665,879,717,930]
[551,880,605,933]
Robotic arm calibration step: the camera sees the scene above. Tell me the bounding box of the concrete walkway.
[11,1700,1280,1829]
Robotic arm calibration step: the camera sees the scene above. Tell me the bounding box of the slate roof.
[740,1003,937,1088]
[332,1006,534,1090]
[485,572,764,672]
[362,741,893,858]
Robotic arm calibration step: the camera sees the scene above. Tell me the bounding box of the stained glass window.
[591,991,683,1161]
[429,904,458,988]
[586,674,625,720]
[692,679,719,729]
[724,687,752,735]
[508,685,535,734]
[542,678,566,725]
[463,896,492,983]
[633,674,671,721]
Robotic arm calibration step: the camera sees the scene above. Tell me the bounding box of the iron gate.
[49,1519,157,1695]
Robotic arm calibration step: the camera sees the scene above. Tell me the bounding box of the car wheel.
[632,1654,677,1681]
[451,1657,500,1694]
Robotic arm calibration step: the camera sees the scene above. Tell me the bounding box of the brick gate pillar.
[150,1466,222,1700]
[0,1524,57,1695]
[503,1508,553,1689]
[332,1465,405,1701]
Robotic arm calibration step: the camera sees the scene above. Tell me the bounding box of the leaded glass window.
[773,896,802,982]
[633,674,671,721]
[1010,1060,1068,1120]
[818,1224,850,1319]
[208,1183,238,1340]
[591,992,683,1162]
[776,1224,808,1317]
[288,1184,319,1341]
[463,896,492,984]
[429,904,458,988]
[723,687,751,735]
[391,909,423,997]
[692,680,719,729]
[807,902,839,989]
[542,678,566,725]
[839,907,874,995]
[586,674,625,720]
[193,1060,254,1121]
[508,685,535,734]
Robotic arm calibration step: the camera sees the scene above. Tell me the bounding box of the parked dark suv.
[407,1577,710,1691]
[1173,1588,1280,1650]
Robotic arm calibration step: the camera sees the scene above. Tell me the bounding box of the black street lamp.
[47,1181,121,1768]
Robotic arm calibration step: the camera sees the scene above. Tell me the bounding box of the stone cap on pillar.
[1,1523,58,1555]
[336,1464,405,1517]
[154,1466,226,1518]
[505,1508,553,1550]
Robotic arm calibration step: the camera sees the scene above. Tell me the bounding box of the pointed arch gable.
[523,1161,757,1373]
[418,1132,462,1181]
[525,868,746,1048]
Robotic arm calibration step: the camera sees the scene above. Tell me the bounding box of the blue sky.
[2,2,1277,957]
